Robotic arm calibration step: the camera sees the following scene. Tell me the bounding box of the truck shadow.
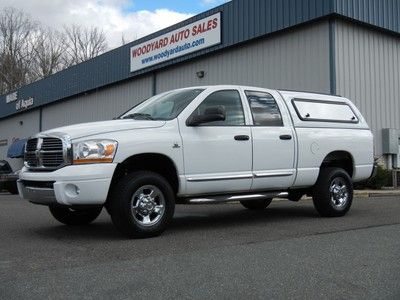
[32,203,319,240]
[169,205,319,232]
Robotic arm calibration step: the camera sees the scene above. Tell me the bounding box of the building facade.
[0,0,399,171]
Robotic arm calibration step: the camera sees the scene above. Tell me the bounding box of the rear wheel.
[240,198,273,210]
[49,206,102,225]
[109,171,175,238]
[312,167,353,217]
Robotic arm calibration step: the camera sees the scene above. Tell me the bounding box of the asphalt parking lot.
[0,193,399,299]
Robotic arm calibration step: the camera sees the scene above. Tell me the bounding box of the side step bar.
[186,192,288,204]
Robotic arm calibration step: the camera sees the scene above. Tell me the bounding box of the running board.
[187,192,288,204]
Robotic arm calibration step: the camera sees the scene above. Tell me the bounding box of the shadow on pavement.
[170,205,318,231]
[31,204,318,240]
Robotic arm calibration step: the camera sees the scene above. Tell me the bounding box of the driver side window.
[191,90,245,126]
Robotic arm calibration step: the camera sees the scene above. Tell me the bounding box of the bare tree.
[31,27,65,78]
[62,24,107,67]
[0,7,38,94]
[0,7,109,95]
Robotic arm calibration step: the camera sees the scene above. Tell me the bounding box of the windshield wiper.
[121,113,154,120]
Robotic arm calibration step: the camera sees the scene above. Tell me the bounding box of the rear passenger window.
[292,99,358,123]
[245,91,283,126]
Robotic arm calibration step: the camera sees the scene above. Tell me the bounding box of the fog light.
[65,184,80,197]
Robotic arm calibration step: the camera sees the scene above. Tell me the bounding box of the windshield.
[119,88,205,120]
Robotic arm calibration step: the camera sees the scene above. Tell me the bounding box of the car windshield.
[119,89,205,120]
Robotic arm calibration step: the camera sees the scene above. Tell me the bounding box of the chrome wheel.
[131,185,165,226]
[329,177,348,209]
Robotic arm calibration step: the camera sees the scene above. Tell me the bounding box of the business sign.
[130,12,221,72]
[5,90,34,111]
[5,91,18,104]
[15,97,34,111]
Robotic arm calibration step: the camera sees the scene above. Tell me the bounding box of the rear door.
[243,89,296,190]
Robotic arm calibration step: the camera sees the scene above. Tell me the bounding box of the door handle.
[279,134,292,140]
[234,135,250,141]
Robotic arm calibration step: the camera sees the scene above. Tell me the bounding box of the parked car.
[0,160,19,194]
[18,85,376,238]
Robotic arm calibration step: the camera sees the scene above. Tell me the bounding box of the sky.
[0,0,229,49]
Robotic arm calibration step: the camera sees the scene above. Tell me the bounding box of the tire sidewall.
[112,172,175,237]
[313,168,353,217]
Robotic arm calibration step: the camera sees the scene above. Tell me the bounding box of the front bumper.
[18,164,117,206]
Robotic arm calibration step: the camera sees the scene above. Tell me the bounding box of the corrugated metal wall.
[335,19,400,156]
[157,21,331,94]
[334,0,400,34]
[0,110,40,170]
[42,76,153,130]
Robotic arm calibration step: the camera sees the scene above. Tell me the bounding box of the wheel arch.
[106,153,180,203]
[319,150,354,178]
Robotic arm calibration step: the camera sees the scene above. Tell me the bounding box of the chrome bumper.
[17,180,57,205]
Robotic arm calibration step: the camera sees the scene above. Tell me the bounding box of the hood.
[40,119,166,139]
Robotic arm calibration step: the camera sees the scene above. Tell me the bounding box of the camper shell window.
[292,99,358,123]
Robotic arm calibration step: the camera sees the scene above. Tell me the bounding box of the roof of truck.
[177,85,349,102]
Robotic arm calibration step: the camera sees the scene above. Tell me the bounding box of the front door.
[178,89,253,195]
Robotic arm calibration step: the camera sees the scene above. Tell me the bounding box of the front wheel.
[109,171,175,238]
[240,198,273,210]
[312,167,353,217]
[49,206,102,225]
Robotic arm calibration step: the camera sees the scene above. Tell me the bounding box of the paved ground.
[0,193,399,299]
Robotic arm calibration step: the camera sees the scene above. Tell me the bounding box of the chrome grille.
[25,152,39,167]
[24,137,66,170]
[26,138,38,152]
[41,138,63,151]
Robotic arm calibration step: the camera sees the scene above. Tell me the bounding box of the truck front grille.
[24,137,67,171]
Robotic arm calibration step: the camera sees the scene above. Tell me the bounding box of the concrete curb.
[354,190,400,198]
[289,189,400,201]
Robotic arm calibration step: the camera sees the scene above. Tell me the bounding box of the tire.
[240,198,273,210]
[312,167,353,217]
[49,206,102,225]
[6,183,19,195]
[109,171,175,238]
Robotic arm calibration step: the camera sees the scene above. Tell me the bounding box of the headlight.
[72,140,118,164]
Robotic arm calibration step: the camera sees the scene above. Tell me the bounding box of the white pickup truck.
[18,85,375,238]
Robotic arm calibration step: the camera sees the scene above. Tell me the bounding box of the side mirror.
[187,106,226,126]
